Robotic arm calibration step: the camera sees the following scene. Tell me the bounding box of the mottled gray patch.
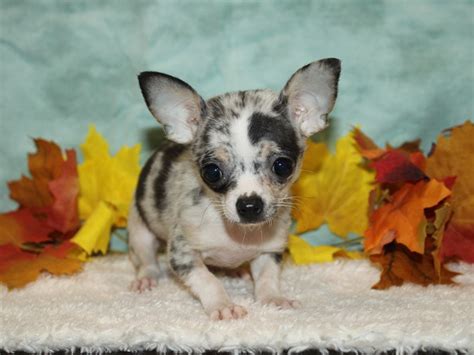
[154,143,187,212]
[253,161,262,173]
[168,234,195,278]
[207,97,226,118]
[193,89,281,158]
[135,151,158,228]
[272,94,288,115]
[252,94,262,107]
[238,91,246,108]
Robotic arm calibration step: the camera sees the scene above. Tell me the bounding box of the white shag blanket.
[1,255,473,354]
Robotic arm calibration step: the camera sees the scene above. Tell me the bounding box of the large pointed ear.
[280,58,341,137]
[138,72,205,144]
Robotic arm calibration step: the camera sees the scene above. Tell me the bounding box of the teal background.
[1,1,473,248]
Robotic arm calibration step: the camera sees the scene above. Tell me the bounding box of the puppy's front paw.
[262,297,301,309]
[129,277,158,293]
[209,303,248,321]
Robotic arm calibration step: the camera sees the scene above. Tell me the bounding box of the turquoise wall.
[1,0,472,211]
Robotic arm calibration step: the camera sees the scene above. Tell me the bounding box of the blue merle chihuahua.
[129,58,341,320]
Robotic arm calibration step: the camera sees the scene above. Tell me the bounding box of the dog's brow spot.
[248,112,301,161]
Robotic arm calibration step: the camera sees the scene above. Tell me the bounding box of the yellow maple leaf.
[292,131,375,237]
[72,126,141,256]
[288,235,364,264]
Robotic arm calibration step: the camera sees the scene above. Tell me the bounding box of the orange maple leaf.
[0,243,82,290]
[364,179,451,255]
[426,121,474,264]
[353,127,386,159]
[354,127,423,159]
[27,138,64,181]
[0,209,53,247]
[6,139,80,234]
[370,243,459,290]
[0,139,82,289]
[8,139,63,209]
[47,149,80,233]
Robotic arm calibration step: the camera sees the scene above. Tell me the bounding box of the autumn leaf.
[8,139,64,209]
[6,139,80,233]
[73,126,141,255]
[354,128,426,185]
[288,234,363,264]
[353,128,385,160]
[8,175,53,209]
[72,200,115,258]
[47,149,80,233]
[300,139,329,172]
[354,127,423,160]
[1,139,80,248]
[439,224,474,264]
[292,131,375,237]
[370,150,426,184]
[28,138,64,180]
[364,179,451,255]
[428,203,453,275]
[0,209,53,247]
[0,243,82,290]
[0,244,35,271]
[0,139,82,289]
[370,242,458,290]
[426,121,474,264]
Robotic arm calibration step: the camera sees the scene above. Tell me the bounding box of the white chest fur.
[181,201,288,268]
[200,246,259,268]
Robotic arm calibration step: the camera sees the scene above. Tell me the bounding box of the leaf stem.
[331,236,364,247]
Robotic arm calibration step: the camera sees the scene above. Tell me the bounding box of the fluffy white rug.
[1,255,473,354]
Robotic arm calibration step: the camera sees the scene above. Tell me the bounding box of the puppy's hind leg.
[128,204,161,292]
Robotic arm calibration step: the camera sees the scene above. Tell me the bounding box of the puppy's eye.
[202,163,222,184]
[272,157,293,178]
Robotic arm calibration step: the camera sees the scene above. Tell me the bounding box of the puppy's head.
[139,59,341,225]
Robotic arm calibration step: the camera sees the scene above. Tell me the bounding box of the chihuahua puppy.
[128,58,341,320]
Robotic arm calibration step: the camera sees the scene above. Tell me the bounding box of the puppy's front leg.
[168,234,247,320]
[251,253,300,309]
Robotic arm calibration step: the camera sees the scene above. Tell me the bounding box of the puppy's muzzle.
[236,194,264,223]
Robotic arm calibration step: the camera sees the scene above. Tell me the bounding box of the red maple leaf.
[0,139,82,289]
[440,223,474,263]
[370,150,426,184]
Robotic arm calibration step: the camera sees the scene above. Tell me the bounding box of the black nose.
[236,195,264,223]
